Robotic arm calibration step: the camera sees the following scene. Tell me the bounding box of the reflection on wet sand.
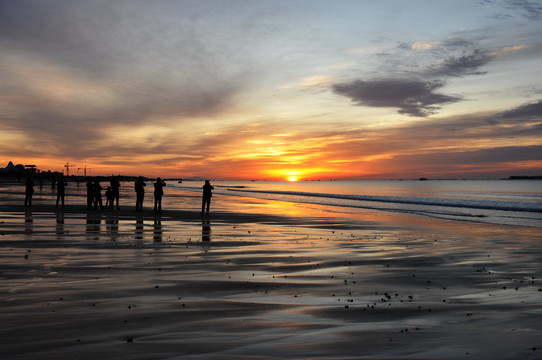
[24,211,33,236]
[153,215,162,242]
[86,212,101,240]
[135,217,144,240]
[105,214,119,240]
[202,219,211,242]
[56,211,64,238]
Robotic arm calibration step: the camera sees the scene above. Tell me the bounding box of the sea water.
[173,180,542,228]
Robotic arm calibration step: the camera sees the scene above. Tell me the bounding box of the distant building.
[25,165,39,174]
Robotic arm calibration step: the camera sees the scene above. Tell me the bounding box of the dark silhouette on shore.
[135,177,146,211]
[24,177,34,206]
[93,177,103,210]
[153,178,166,213]
[110,176,120,210]
[55,177,67,208]
[202,180,214,215]
[86,178,94,209]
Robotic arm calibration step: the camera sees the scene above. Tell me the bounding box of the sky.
[1,0,541,180]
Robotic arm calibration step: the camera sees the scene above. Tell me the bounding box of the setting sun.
[288,176,298,182]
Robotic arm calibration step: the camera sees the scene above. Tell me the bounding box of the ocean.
[173,180,542,228]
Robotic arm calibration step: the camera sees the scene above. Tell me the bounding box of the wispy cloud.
[490,44,530,56]
[430,49,492,77]
[505,0,542,20]
[411,40,441,51]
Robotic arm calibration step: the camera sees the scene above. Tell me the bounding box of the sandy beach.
[1,180,541,359]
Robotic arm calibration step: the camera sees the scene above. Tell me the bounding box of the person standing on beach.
[154,178,166,213]
[93,177,103,210]
[55,177,67,208]
[86,178,94,209]
[201,180,214,215]
[135,176,146,211]
[110,176,121,210]
[24,177,34,206]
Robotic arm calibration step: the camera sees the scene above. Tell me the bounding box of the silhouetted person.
[153,178,166,213]
[24,177,34,206]
[93,178,103,210]
[110,176,120,210]
[86,178,94,209]
[135,177,146,211]
[105,186,113,209]
[55,177,67,208]
[202,180,214,215]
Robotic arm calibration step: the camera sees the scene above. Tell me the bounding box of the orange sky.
[1,1,541,180]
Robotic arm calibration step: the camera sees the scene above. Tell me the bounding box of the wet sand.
[1,181,541,359]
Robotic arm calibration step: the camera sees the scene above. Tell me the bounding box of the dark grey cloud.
[333,40,493,116]
[497,99,542,118]
[430,50,492,77]
[332,79,462,117]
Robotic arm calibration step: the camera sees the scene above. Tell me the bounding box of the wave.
[227,188,542,213]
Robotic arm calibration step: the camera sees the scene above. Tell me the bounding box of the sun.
[288,176,298,182]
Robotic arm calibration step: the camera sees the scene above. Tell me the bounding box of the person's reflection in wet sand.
[86,212,101,240]
[153,215,162,242]
[56,211,65,238]
[106,214,119,240]
[24,211,33,236]
[202,219,211,242]
[135,216,144,241]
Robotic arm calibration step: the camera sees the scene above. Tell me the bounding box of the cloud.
[411,41,441,51]
[332,40,493,116]
[332,79,462,117]
[497,99,542,118]
[441,37,475,49]
[505,0,542,20]
[430,49,492,77]
[0,0,254,159]
[490,44,530,56]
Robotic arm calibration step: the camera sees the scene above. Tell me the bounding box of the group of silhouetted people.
[25,176,67,208]
[86,176,120,210]
[23,176,215,215]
